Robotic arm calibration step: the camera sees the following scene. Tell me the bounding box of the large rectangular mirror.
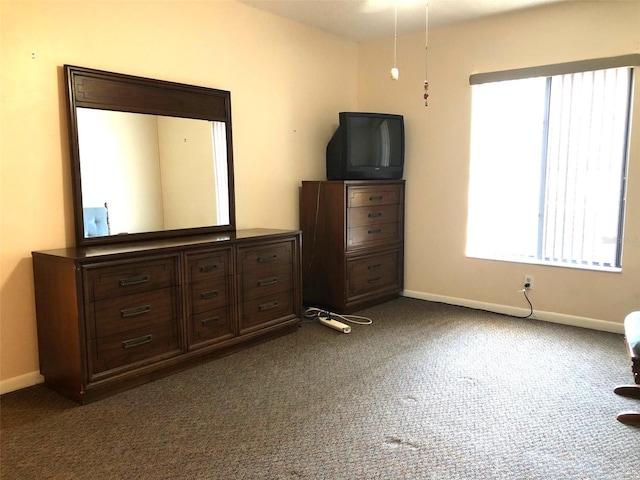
[65,65,236,247]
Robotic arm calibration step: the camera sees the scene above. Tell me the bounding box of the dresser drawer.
[84,256,179,302]
[190,277,229,314]
[347,222,401,250]
[186,248,231,283]
[347,185,402,208]
[90,287,178,339]
[89,324,180,377]
[189,306,234,346]
[347,250,401,297]
[241,264,292,301]
[241,290,294,331]
[239,241,293,274]
[348,204,399,228]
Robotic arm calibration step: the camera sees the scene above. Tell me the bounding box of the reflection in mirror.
[77,108,229,238]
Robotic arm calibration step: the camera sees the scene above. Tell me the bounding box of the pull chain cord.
[304,307,373,326]
[424,1,429,106]
[391,0,399,80]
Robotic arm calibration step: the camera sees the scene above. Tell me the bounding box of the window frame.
[466,55,638,272]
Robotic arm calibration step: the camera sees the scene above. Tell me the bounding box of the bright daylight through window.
[466,65,633,270]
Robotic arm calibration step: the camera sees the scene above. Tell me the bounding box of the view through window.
[466,66,633,270]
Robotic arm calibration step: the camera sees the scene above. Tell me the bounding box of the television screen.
[326,112,404,180]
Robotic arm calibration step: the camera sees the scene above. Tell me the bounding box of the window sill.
[465,253,622,273]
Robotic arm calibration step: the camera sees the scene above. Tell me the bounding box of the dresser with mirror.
[32,66,302,404]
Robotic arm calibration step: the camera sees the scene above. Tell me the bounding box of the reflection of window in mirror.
[76,108,228,237]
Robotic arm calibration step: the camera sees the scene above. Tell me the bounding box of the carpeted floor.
[1,298,638,479]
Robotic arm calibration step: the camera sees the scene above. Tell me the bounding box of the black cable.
[513,288,534,319]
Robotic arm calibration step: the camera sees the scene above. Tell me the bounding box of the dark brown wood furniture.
[614,311,640,426]
[33,229,301,404]
[300,180,404,313]
[31,66,302,404]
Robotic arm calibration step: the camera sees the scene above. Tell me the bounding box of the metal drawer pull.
[119,274,150,287]
[122,334,153,349]
[368,277,382,283]
[368,228,382,235]
[368,263,382,270]
[201,316,220,326]
[200,264,218,273]
[120,304,151,317]
[200,290,219,299]
[259,300,278,311]
[368,212,382,218]
[258,277,278,286]
[258,254,278,263]
[369,195,383,201]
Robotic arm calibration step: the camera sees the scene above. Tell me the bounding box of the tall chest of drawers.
[32,229,301,404]
[300,180,404,313]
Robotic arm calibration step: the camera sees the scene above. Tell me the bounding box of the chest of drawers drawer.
[84,257,178,302]
[187,249,231,283]
[89,323,180,377]
[242,263,292,300]
[347,249,402,298]
[239,242,292,273]
[348,204,399,228]
[347,185,402,208]
[240,290,294,330]
[347,222,401,250]
[89,287,177,338]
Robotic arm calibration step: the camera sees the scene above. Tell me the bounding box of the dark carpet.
[2,298,638,479]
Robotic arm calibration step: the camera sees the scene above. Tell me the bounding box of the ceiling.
[238,0,571,42]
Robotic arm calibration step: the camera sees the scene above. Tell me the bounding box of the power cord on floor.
[303,306,373,326]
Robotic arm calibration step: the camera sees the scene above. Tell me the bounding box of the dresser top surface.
[32,228,301,260]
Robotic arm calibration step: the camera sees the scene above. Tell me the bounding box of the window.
[466,63,634,270]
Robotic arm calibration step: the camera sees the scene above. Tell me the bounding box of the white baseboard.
[0,371,44,395]
[402,290,625,335]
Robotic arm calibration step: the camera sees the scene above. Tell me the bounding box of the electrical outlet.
[524,274,534,290]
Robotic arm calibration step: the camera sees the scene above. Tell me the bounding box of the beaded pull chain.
[424,81,429,106]
[424,2,429,107]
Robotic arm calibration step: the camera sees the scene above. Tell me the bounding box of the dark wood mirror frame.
[65,65,236,247]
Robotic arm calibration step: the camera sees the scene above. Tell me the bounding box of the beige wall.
[0,0,357,390]
[358,1,640,328]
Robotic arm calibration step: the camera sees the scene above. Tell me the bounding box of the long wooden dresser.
[32,228,302,404]
[300,180,404,313]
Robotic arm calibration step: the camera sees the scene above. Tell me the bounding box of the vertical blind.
[542,68,631,267]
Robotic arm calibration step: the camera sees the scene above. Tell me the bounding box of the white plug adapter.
[319,317,351,333]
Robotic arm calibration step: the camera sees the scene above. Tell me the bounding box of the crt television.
[326,112,404,180]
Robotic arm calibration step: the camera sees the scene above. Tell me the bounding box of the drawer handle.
[258,277,278,286]
[368,228,382,235]
[200,264,218,273]
[200,290,219,299]
[119,274,150,287]
[122,334,153,349]
[368,263,382,270]
[120,304,151,317]
[258,254,278,263]
[369,195,383,201]
[368,212,382,218]
[201,316,220,326]
[368,277,382,283]
[259,300,278,311]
